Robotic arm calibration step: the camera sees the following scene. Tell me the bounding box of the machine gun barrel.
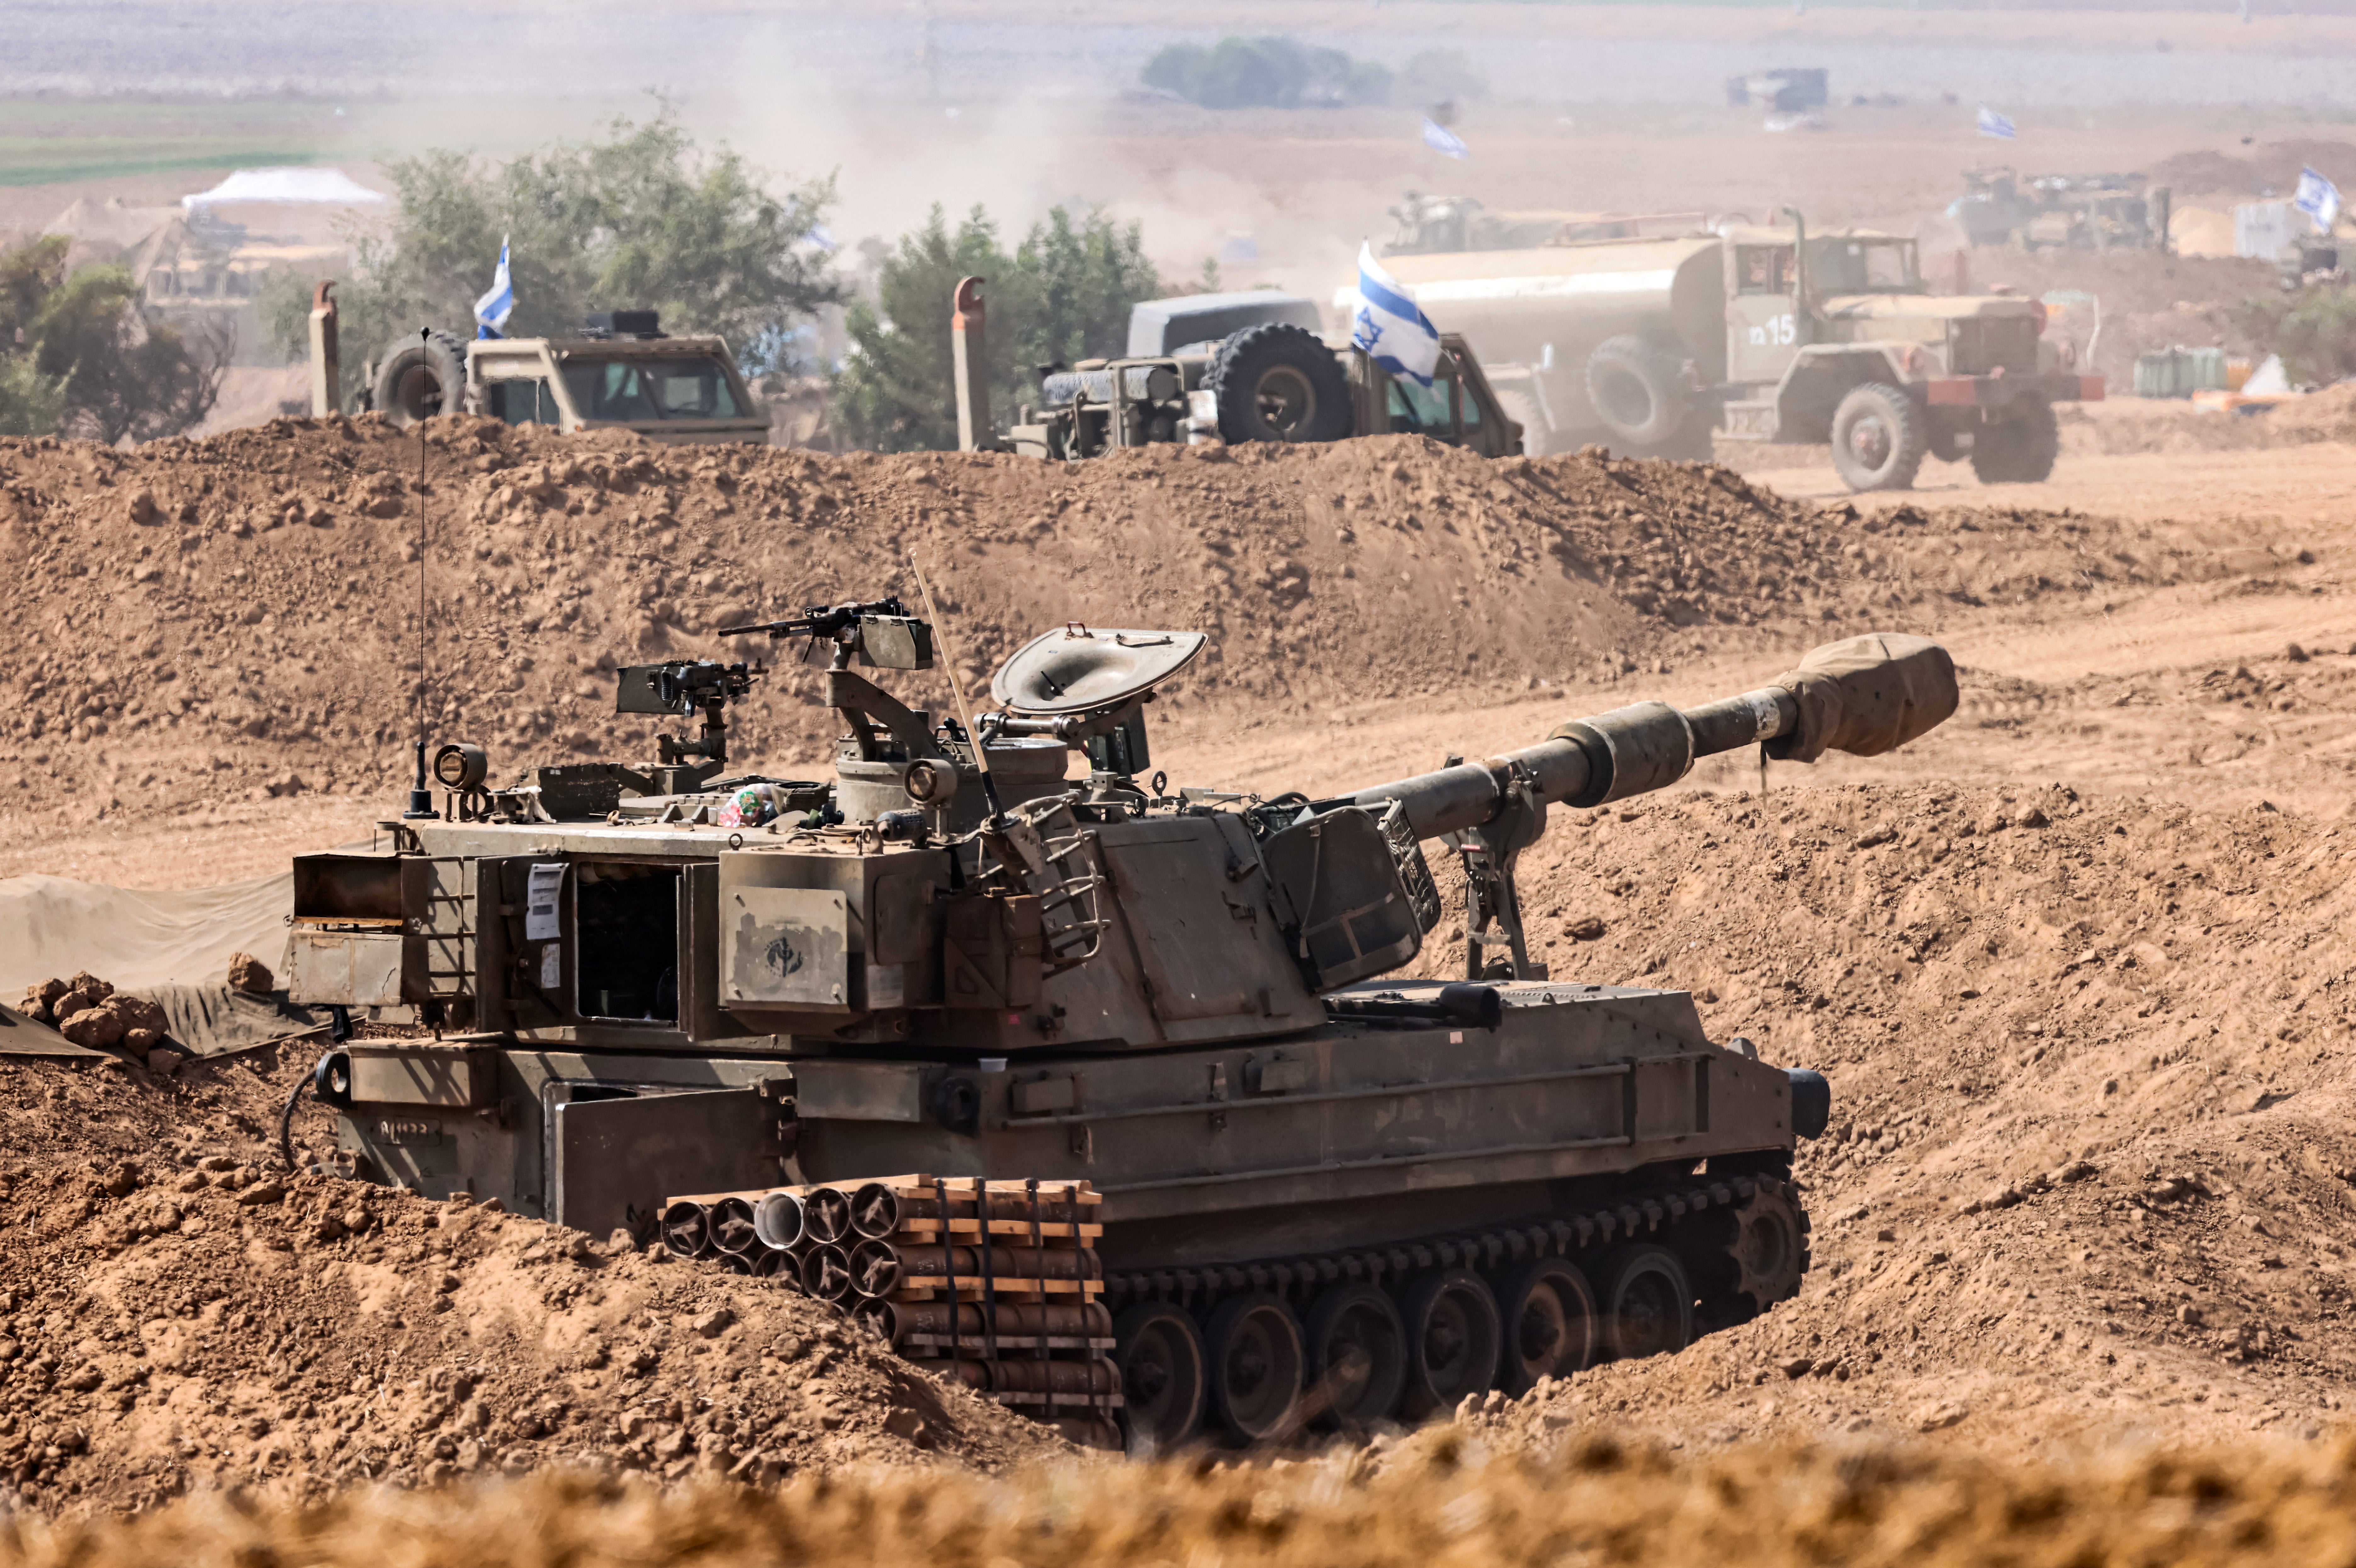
[1351,632,1957,842]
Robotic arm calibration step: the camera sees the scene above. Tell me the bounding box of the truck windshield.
[560,356,746,421]
[1807,238,1921,294]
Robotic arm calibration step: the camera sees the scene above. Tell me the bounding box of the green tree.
[2231,289,2356,387]
[830,205,1163,454]
[0,234,227,442]
[261,109,840,410]
[1142,37,1390,109]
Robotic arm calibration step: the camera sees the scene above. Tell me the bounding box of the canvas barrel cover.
[1767,633,1958,764]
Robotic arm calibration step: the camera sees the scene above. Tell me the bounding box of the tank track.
[1102,1173,1808,1320]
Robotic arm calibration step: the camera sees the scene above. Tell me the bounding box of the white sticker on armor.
[525,863,564,940]
[539,945,562,989]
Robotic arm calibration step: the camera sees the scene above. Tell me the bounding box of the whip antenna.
[906,552,1002,821]
[403,328,436,821]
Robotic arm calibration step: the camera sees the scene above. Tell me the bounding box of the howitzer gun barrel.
[1352,633,1957,841]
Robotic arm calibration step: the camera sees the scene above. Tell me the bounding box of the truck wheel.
[1829,382,1927,492]
[1114,1302,1208,1453]
[1493,389,1551,456]
[373,329,470,428]
[1969,398,2060,483]
[1584,335,1690,448]
[1207,323,1352,444]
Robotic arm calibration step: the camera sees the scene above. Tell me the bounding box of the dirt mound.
[1400,779,2356,1450]
[0,417,1852,824]
[2152,140,2356,200]
[0,1042,1064,1515]
[2060,385,2356,457]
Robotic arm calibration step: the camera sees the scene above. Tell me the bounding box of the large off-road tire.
[1492,389,1551,456]
[374,329,470,428]
[1829,381,1928,492]
[1584,334,1691,447]
[1969,397,2060,484]
[1207,323,1352,445]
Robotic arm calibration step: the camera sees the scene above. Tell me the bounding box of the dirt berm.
[0,1040,1066,1514]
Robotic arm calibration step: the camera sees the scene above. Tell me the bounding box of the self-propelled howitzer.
[285,613,1957,1451]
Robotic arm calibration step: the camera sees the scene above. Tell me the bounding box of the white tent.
[181,166,388,210]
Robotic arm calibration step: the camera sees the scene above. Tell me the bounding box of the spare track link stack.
[662,1176,1120,1450]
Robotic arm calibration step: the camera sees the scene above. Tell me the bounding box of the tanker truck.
[282,601,1957,1451]
[1372,210,2105,491]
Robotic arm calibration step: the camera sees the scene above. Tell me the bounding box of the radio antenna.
[906,552,1002,822]
[403,328,437,821]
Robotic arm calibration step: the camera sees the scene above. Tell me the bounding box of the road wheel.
[1593,1244,1695,1362]
[1490,1257,1599,1394]
[1397,1267,1503,1420]
[1304,1283,1409,1431]
[1829,382,1927,492]
[1728,1182,1810,1314]
[1207,323,1352,444]
[373,329,470,427]
[1585,335,1691,447]
[1969,398,2060,483]
[1203,1294,1305,1442]
[1492,389,1550,456]
[1114,1302,1208,1454]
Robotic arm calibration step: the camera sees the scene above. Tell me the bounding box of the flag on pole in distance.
[1976,105,2016,139]
[1421,116,1469,160]
[1351,242,1441,388]
[474,236,514,338]
[2295,166,2342,232]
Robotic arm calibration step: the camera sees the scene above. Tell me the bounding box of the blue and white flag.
[1351,242,1441,388]
[473,235,514,338]
[2296,165,2342,231]
[1420,116,1469,160]
[1976,105,2015,140]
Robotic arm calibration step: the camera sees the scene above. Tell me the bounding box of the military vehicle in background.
[285,586,1958,1450]
[370,310,768,446]
[949,279,1524,461]
[1954,167,2170,254]
[1724,68,1828,113]
[1378,210,2104,490]
[1384,193,1707,257]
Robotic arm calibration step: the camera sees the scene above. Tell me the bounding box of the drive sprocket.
[1728,1179,1808,1311]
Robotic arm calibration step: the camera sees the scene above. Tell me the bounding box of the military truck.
[371,310,768,446]
[1379,210,2105,489]
[284,593,1958,1450]
[1954,168,2168,254]
[949,279,1524,461]
[1384,193,1706,257]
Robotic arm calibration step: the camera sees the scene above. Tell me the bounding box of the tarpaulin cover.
[1767,633,1958,764]
[0,871,291,996]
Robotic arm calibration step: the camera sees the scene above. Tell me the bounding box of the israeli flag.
[1976,105,2016,140]
[473,235,514,338]
[1351,242,1441,388]
[2296,166,2342,231]
[1421,116,1469,160]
